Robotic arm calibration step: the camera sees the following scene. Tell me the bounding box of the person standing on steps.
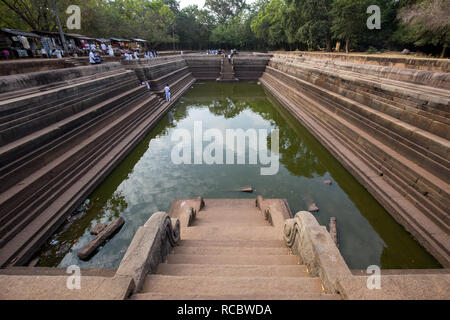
[165,84,171,102]
[101,42,107,55]
[89,50,96,65]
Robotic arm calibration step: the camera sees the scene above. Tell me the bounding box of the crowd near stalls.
[0,28,154,61]
[0,28,43,59]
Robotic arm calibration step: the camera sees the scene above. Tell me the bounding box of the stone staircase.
[217,57,239,82]
[0,197,448,300]
[131,199,339,300]
[0,63,195,268]
[260,55,450,267]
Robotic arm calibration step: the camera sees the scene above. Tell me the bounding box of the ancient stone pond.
[36,81,440,270]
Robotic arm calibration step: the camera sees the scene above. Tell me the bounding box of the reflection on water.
[36,81,441,269]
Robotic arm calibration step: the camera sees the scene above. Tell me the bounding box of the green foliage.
[1,0,448,55]
[175,5,215,49]
[205,0,247,24]
[394,0,449,57]
[251,0,288,48]
[366,46,377,53]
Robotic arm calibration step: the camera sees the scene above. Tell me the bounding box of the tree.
[330,0,369,52]
[205,0,247,23]
[287,0,333,51]
[397,0,450,57]
[251,0,288,49]
[0,0,66,30]
[176,5,215,49]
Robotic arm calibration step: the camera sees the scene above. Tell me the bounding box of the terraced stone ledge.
[285,211,450,299]
[270,51,450,73]
[261,54,449,267]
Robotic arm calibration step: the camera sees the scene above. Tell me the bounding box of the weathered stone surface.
[90,223,107,235]
[131,198,339,300]
[256,196,292,235]
[240,186,253,193]
[339,273,450,300]
[0,58,195,268]
[284,211,353,295]
[260,54,450,267]
[329,217,338,247]
[0,274,134,300]
[308,203,319,212]
[116,212,180,293]
[78,217,125,260]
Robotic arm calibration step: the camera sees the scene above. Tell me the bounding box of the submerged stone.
[91,223,107,235]
[308,203,319,212]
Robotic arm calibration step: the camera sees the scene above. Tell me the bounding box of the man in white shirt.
[133,51,139,60]
[108,44,114,56]
[164,84,171,102]
[54,48,62,59]
[101,43,107,54]
[89,50,96,64]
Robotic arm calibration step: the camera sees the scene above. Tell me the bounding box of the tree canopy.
[0,0,448,56]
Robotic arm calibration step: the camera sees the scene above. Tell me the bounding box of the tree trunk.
[345,36,350,53]
[441,45,447,58]
[335,41,341,52]
[326,36,331,52]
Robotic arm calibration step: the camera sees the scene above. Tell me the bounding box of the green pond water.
[37,81,440,270]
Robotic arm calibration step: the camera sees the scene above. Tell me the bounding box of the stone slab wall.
[261,54,450,267]
[270,51,450,73]
[0,62,123,94]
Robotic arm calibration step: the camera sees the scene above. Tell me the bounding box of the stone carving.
[284,211,353,295]
[116,212,180,293]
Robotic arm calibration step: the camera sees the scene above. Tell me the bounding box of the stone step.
[287,77,450,228]
[0,77,137,144]
[131,292,339,300]
[156,263,308,278]
[172,246,289,256]
[0,267,117,277]
[141,275,324,296]
[0,87,149,192]
[0,274,132,300]
[194,209,267,226]
[0,92,156,249]
[0,71,133,124]
[166,254,300,265]
[260,72,450,265]
[297,71,450,177]
[178,239,286,248]
[0,84,145,167]
[181,226,282,241]
[0,92,155,250]
[0,87,150,224]
[267,66,450,154]
[0,76,196,267]
[0,64,126,102]
[262,71,450,212]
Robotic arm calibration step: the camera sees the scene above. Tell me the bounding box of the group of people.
[39,47,64,59]
[139,82,171,103]
[123,49,158,61]
[84,42,115,57]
